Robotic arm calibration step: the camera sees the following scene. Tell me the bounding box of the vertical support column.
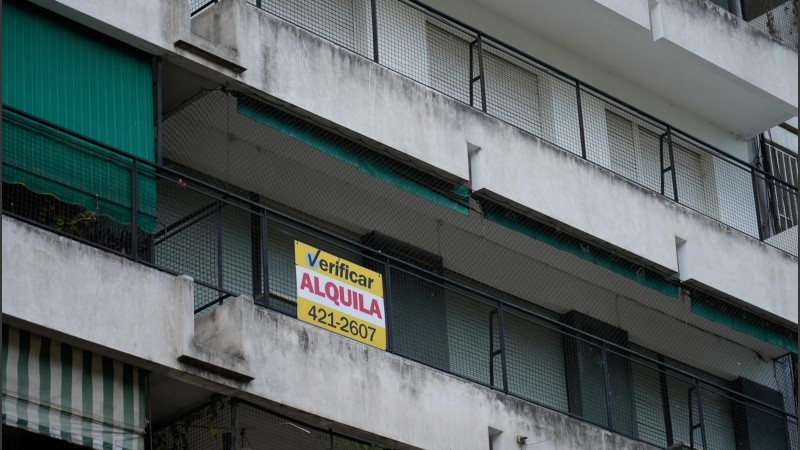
[131,159,139,262]
[496,302,509,394]
[145,372,153,450]
[259,209,270,308]
[476,33,487,113]
[250,194,263,301]
[371,0,379,63]
[488,309,496,388]
[659,133,666,196]
[657,355,674,447]
[383,257,394,352]
[469,33,488,112]
[695,380,709,450]
[751,167,765,241]
[230,398,238,450]
[601,343,615,431]
[666,127,679,203]
[216,203,224,302]
[576,81,587,159]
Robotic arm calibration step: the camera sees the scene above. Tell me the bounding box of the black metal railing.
[3,105,796,450]
[209,0,798,255]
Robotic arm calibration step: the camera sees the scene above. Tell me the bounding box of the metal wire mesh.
[156,90,796,448]
[237,0,797,257]
[153,397,388,450]
[740,0,798,49]
[189,0,218,16]
[4,90,797,449]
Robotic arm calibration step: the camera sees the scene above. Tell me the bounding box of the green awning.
[237,98,470,215]
[2,0,157,232]
[482,205,679,297]
[690,294,797,354]
[2,325,148,450]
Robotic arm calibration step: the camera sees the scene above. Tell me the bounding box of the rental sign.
[295,241,386,350]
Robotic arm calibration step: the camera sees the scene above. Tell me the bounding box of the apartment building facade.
[2,0,797,449]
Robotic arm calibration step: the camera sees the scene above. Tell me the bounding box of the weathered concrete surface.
[2,217,658,449]
[189,0,796,323]
[25,0,798,324]
[1,217,253,381]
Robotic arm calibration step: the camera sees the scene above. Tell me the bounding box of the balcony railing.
[708,0,798,49]
[189,0,798,256]
[3,106,797,450]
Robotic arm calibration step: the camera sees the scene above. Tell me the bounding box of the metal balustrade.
[190,0,798,255]
[3,105,796,450]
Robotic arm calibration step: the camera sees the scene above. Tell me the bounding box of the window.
[763,140,798,233]
[605,111,717,217]
[426,23,543,136]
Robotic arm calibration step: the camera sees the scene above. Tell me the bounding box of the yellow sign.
[295,241,386,350]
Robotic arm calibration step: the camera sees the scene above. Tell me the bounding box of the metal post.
[657,355,674,447]
[601,343,615,431]
[695,379,709,450]
[145,372,153,450]
[575,81,587,159]
[131,160,139,262]
[259,209,270,308]
[751,167,765,241]
[688,388,695,450]
[496,302,509,394]
[783,411,791,450]
[230,398,238,450]
[488,309,496,387]
[666,127,679,203]
[250,194,263,300]
[469,41,476,108]
[659,133,666,196]
[371,0,379,63]
[384,257,394,352]
[216,205,224,300]
[476,33,487,113]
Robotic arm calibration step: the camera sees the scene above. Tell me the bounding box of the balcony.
[186,0,798,256]
[3,103,797,450]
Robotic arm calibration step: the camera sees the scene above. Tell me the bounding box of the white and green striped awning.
[2,325,148,450]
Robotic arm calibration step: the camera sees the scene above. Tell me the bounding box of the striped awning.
[2,325,147,450]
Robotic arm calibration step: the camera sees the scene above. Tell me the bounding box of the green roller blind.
[2,0,156,231]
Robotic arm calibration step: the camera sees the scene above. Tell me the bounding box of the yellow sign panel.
[297,298,387,349]
[295,240,383,297]
[295,241,386,350]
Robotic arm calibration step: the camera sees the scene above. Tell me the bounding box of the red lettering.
[313,276,323,296]
[369,299,383,319]
[355,293,363,312]
[299,272,313,293]
[325,282,338,301]
[358,294,370,315]
[341,289,353,307]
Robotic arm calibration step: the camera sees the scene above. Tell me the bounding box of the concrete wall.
[30,0,797,319]
[426,0,797,137]
[3,217,659,450]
